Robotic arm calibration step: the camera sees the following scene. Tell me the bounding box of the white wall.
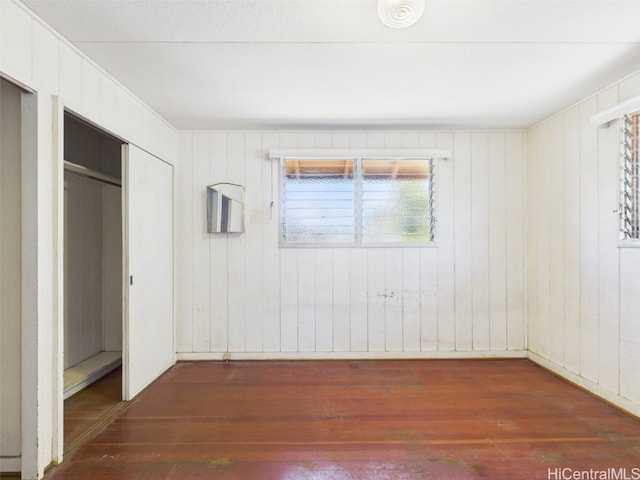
[63,115,123,367]
[0,77,23,467]
[0,1,177,477]
[527,70,640,416]
[63,174,122,369]
[176,131,527,359]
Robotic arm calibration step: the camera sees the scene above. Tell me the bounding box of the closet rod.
[64,160,121,188]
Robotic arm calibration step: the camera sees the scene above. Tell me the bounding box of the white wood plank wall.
[176,131,527,358]
[527,70,640,408]
[0,1,178,475]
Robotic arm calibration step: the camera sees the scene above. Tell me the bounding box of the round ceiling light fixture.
[378,0,425,28]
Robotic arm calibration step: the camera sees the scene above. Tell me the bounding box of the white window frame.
[590,95,640,247]
[270,149,450,248]
[620,111,640,243]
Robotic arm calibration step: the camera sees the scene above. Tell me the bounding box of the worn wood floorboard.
[64,367,125,457]
[44,359,640,479]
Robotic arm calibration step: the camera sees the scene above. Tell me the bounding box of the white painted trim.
[0,457,21,472]
[52,95,65,468]
[590,94,640,127]
[618,239,640,248]
[21,87,41,480]
[0,72,35,94]
[528,352,640,419]
[177,350,528,361]
[268,148,452,160]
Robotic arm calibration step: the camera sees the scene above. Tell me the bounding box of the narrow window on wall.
[622,111,640,240]
[281,157,434,246]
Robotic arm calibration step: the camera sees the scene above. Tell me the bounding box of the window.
[622,112,640,240]
[282,157,434,246]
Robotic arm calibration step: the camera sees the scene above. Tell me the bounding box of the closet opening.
[63,112,124,454]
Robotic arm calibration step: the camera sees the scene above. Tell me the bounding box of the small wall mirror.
[207,183,245,233]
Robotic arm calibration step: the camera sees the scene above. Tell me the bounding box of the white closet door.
[123,144,174,400]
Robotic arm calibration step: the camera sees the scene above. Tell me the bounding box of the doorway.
[0,76,26,476]
[62,113,124,453]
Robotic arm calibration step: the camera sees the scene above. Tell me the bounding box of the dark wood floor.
[63,367,125,457]
[44,359,640,479]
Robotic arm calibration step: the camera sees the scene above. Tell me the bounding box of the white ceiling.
[22,0,640,131]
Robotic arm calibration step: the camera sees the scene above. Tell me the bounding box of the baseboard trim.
[0,457,20,474]
[177,350,528,362]
[528,352,640,419]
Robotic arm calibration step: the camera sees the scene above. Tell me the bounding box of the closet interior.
[63,113,123,399]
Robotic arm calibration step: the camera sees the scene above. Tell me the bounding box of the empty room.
[0,0,639,479]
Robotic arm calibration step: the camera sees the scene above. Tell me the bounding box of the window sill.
[618,239,640,249]
[279,242,439,249]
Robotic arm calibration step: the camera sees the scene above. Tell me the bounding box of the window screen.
[282,157,434,246]
[622,112,640,240]
[283,159,355,243]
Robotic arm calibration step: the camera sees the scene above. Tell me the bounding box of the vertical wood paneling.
[420,131,438,352]
[419,248,438,351]
[384,249,403,352]
[59,42,82,109]
[382,133,403,352]
[578,98,599,383]
[547,116,565,365]
[618,70,640,103]
[100,77,118,132]
[114,86,134,145]
[331,132,351,352]
[454,132,473,351]
[349,248,368,351]
[563,108,581,372]
[191,133,211,352]
[526,127,539,355]
[596,87,620,394]
[315,249,333,352]
[279,132,299,352]
[436,133,455,351]
[526,72,640,415]
[402,249,420,352]
[261,133,281,352]
[471,133,490,350]
[32,20,59,94]
[295,133,316,352]
[280,246,298,352]
[535,123,551,358]
[81,61,102,120]
[179,129,528,358]
[0,0,32,81]
[367,248,386,352]
[505,133,526,351]
[332,248,351,352]
[619,249,640,404]
[488,133,507,351]
[244,132,264,352]
[298,249,316,351]
[227,133,247,352]
[209,133,229,352]
[175,134,193,353]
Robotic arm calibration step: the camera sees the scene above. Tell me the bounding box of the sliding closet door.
[123,144,174,400]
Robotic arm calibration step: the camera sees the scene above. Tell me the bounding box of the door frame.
[53,101,175,464]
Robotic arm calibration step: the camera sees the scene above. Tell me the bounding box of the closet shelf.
[64,351,122,399]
